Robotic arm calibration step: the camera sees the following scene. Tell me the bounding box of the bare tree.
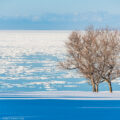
[59,26,120,92]
[60,27,103,92]
[94,29,120,93]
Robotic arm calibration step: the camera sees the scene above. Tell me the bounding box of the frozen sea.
[0,30,119,92]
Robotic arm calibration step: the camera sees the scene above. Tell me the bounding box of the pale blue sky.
[0,0,120,29]
[0,0,120,16]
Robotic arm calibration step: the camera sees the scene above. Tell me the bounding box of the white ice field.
[0,30,119,98]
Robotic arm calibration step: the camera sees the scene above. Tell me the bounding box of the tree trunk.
[108,81,112,93]
[92,83,96,92]
[96,84,99,92]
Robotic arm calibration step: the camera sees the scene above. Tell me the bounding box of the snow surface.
[0,91,120,100]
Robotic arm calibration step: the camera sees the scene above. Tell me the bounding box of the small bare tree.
[59,26,120,92]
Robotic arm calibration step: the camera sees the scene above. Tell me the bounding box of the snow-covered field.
[0,30,119,92]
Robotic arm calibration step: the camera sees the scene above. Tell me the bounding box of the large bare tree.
[94,29,120,92]
[59,27,120,92]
